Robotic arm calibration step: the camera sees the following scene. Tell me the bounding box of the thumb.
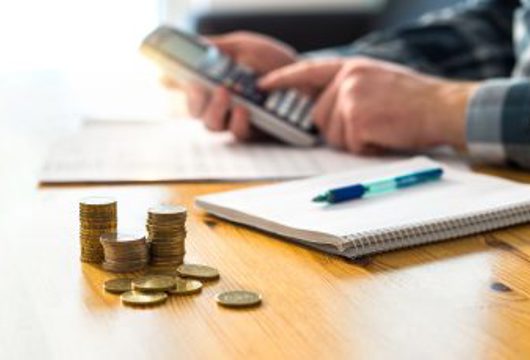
[207,35,241,58]
[258,59,343,90]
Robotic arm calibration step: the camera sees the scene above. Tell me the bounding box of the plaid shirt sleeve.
[306,0,530,169]
[468,1,530,168]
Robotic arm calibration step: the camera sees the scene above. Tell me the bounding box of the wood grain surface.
[3,74,530,359]
[2,173,530,359]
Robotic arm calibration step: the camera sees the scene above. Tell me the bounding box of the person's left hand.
[162,31,297,141]
[259,57,479,154]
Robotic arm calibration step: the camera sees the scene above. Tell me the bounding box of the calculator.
[141,26,319,146]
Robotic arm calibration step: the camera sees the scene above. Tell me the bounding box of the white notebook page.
[196,157,530,248]
[40,120,394,183]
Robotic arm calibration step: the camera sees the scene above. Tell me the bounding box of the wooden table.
[3,72,530,359]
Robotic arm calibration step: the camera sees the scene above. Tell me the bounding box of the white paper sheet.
[40,120,394,183]
[196,157,530,249]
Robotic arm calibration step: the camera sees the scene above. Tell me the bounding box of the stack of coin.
[79,197,117,263]
[100,233,149,272]
[146,205,187,271]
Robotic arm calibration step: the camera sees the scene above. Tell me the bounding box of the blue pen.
[312,167,444,204]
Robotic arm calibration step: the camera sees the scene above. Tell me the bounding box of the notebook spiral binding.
[341,202,530,257]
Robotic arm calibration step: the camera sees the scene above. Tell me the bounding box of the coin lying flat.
[177,264,220,280]
[104,278,133,294]
[121,291,168,306]
[215,290,262,308]
[167,279,203,296]
[132,275,176,292]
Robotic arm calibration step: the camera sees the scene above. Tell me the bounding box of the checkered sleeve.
[467,79,530,168]
[305,0,518,80]
[467,1,530,169]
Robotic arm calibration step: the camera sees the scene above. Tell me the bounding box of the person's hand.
[164,31,297,141]
[259,57,479,154]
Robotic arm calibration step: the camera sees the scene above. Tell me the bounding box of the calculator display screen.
[157,34,209,69]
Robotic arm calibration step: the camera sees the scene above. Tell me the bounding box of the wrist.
[432,81,480,152]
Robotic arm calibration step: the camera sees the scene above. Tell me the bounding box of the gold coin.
[102,262,147,273]
[80,210,116,216]
[80,213,116,219]
[80,196,117,207]
[215,290,262,308]
[148,204,186,216]
[177,264,219,280]
[167,279,203,296]
[150,259,183,265]
[120,291,167,306]
[132,275,176,292]
[100,232,145,244]
[104,278,133,294]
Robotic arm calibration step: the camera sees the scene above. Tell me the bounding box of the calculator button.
[254,90,267,105]
[235,73,257,95]
[225,65,253,87]
[287,96,310,124]
[231,76,246,94]
[299,103,315,130]
[264,90,285,112]
[222,68,240,87]
[246,88,267,105]
[237,72,255,88]
[277,90,298,118]
[271,90,289,114]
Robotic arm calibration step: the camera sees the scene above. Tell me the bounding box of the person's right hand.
[259,58,477,154]
[164,31,297,141]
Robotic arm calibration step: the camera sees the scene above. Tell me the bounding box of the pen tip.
[312,195,327,203]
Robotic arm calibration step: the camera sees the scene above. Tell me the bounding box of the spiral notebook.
[196,157,530,258]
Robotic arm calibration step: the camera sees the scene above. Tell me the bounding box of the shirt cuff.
[466,78,530,168]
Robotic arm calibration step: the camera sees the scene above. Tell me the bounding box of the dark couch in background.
[193,0,461,52]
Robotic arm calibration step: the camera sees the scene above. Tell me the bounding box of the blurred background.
[0,0,464,72]
[0,0,461,118]
[0,0,460,173]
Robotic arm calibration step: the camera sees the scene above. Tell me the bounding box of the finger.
[183,83,209,118]
[325,107,345,150]
[297,86,320,98]
[203,87,231,131]
[207,35,241,58]
[312,78,340,132]
[344,113,364,154]
[228,106,253,141]
[258,59,343,90]
[209,35,272,74]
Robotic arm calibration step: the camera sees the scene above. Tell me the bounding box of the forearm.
[414,77,530,170]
